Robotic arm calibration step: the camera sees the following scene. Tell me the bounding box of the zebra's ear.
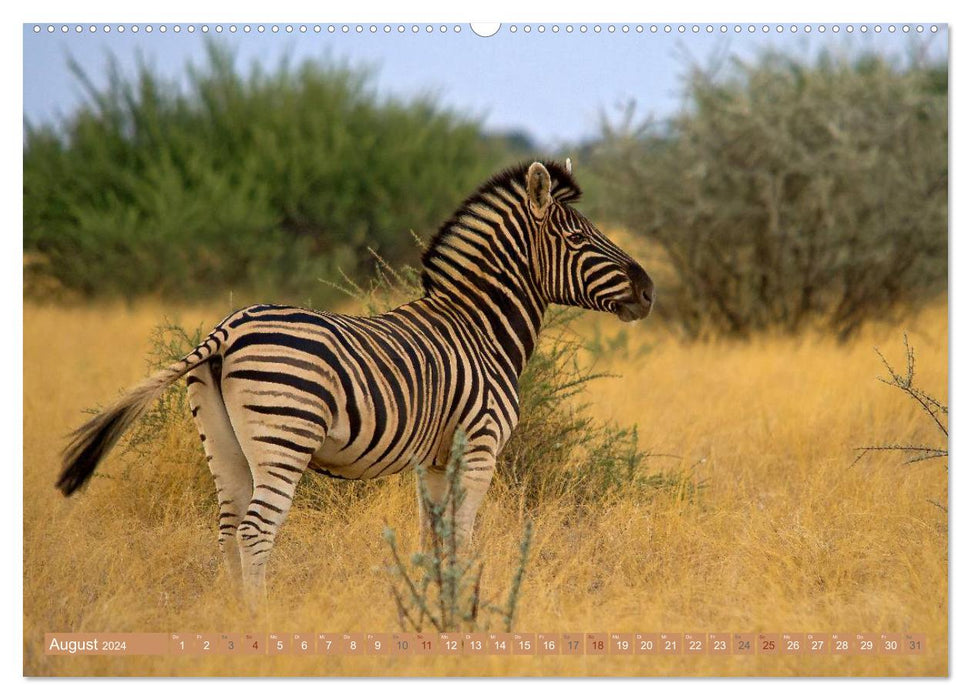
[526,162,552,216]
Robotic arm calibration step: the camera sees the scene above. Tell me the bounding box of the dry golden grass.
[23,299,947,676]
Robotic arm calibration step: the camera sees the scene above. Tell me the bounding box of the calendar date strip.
[45,632,926,656]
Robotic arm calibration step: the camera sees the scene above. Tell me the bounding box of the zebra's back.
[214,301,515,480]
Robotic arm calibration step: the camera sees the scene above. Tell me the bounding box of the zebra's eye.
[567,232,585,245]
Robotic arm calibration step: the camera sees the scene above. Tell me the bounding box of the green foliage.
[583,322,655,362]
[383,430,534,633]
[92,317,215,504]
[24,43,515,301]
[497,309,690,509]
[123,318,206,460]
[593,50,947,340]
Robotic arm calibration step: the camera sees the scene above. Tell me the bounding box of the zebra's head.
[526,161,655,322]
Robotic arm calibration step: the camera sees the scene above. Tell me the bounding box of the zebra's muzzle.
[615,263,655,322]
[616,299,652,322]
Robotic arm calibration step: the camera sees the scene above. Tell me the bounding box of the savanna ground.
[23,292,947,677]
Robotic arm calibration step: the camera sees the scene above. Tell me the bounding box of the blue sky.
[23,23,948,147]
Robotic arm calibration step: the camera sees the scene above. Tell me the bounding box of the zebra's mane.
[421,160,582,294]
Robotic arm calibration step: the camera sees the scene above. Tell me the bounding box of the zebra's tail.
[56,334,223,496]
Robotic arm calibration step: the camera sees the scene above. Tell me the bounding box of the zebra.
[57,160,655,605]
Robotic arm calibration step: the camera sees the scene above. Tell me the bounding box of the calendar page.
[22,17,948,679]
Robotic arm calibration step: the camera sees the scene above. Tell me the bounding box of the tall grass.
[24,42,517,302]
[24,299,949,676]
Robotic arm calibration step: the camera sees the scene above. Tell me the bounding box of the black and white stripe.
[57,160,655,603]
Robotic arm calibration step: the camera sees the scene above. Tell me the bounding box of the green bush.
[24,43,514,301]
[496,308,685,509]
[593,51,947,340]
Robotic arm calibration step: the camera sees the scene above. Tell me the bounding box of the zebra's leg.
[186,365,252,592]
[417,467,449,550]
[235,448,315,606]
[417,450,496,551]
[452,452,497,545]
[223,401,325,606]
[219,368,332,607]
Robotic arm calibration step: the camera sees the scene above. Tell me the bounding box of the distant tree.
[594,51,947,339]
[24,42,514,301]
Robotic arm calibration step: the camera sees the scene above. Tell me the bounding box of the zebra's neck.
[421,201,546,380]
